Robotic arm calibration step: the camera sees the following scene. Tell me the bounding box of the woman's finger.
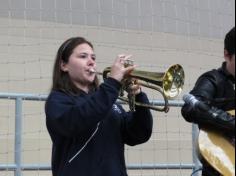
[124,65,137,75]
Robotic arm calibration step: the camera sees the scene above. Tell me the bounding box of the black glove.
[207,107,235,133]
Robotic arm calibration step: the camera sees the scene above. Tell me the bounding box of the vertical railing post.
[192,124,202,176]
[15,97,23,176]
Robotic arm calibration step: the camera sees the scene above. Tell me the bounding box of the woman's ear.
[60,61,68,72]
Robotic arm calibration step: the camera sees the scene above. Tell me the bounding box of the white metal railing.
[0,92,202,176]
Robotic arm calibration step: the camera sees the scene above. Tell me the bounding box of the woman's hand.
[127,80,142,96]
[110,55,136,82]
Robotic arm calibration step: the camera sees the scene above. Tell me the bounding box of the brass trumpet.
[92,63,185,112]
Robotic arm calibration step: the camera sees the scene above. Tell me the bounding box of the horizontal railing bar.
[0,92,184,106]
[0,92,48,101]
[0,164,197,171]
[128,164,197,170]
[0,164,50,171]
[0,164,17,170]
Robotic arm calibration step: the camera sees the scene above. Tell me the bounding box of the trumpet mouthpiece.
[89,68,103,75]
[89,68,96,74]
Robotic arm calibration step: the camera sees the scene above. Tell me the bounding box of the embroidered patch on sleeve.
[112,104,122,114]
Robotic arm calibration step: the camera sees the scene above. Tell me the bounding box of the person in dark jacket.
[182,27,235,176]
[45,37,153,176]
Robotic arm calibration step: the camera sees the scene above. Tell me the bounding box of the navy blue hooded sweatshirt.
[45,78,153,176]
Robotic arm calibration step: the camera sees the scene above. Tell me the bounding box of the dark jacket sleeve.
[190,72,217,100]
[181,72,235,134]
[122,92,153,146]
[181,72,217,123]
[45,78,121,138]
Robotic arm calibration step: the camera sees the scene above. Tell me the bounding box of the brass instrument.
[92,61,185,112]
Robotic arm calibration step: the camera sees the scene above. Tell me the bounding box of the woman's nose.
[88,56,95,65]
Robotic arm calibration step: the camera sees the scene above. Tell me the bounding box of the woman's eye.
[78,54,87,59]
[77,54,96,60]
[91,56,96,61]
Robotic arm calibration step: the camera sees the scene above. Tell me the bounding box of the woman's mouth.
[87,68,96,75]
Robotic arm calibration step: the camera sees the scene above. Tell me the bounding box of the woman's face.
[61,43,97,92]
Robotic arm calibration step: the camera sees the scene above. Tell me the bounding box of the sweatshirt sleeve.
[122,92,153,146]
[45,78,121,138]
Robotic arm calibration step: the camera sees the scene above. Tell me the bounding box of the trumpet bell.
[130,64,185,99]
[162,64,185,99]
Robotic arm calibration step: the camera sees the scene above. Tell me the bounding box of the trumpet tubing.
[95,64,185,112]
